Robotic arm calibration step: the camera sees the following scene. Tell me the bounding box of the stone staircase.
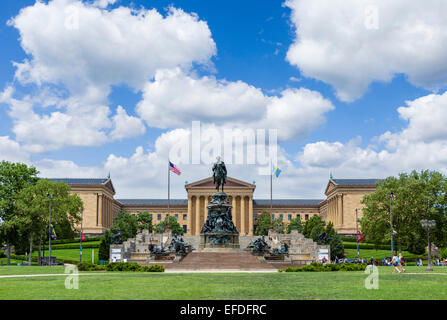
[163,251,278,270]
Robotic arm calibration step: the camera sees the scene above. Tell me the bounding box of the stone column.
[98,194,103,228]
[338,194,343,225]
[248,196,253,235]
[204,196,209,221]
[232,195,237,228]
[195,196,201,236]
[187,196,192,235]
[241,196,246,235]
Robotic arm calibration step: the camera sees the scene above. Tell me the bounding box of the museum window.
[297,214,301,220]
[254,214,258,220]
[175,214,178,220]
[288,214,292,221]
[183,214,187,220]
[305,214,309,221]
[272,214,275,220]
[279,214,283,220]
[183,225,187,234]
[157,214,162,220]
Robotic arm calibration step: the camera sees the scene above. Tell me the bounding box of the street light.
[79,208,83,263]
[47,193,54,266]
[355,208,359,258]
[387,192,395,257]
[421,219,436,271]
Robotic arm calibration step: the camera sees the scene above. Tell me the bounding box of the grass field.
[0,266,446,300]
[344,248,424,262]
[31,248,99,264]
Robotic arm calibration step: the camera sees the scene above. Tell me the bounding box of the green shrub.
[77,262,105,271]
[141,265,165,272]
[279,263,367,272]
[104,262,165,272]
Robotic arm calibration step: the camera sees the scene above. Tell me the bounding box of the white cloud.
[35,159,102,178]
[0,136,30,163]
[136,68,334,141]
[10,0,216,92]
[2,0,216,152]
[110,106,146,140]
[1,86,111,153]
[297,91,447,182]
[285,0,447,101]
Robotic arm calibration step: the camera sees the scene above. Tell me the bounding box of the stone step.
[164,251,278,270]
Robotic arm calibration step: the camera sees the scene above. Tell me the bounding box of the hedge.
[279,262,367,272]
[35,243,100,250]
[45,236,103,245]
[105,262,164,272]
[76,262,164,272]
[343,242,407,251]
[9,254,79,265]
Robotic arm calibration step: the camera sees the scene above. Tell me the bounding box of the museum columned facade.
[51,177,380,237]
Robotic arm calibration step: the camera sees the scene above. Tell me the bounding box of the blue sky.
[1,0,447,199]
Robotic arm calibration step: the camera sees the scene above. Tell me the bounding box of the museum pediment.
[185,176,255,190]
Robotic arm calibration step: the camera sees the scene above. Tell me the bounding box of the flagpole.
[167,160,171,232]
[269,159,273,233]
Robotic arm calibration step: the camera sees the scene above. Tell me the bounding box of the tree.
[273,218,285,234]
[111,211,138,241]
[303,215,326,241]
[329,233,344,260]
[254,210,271,236]
[0,161,39,264]
[98,229,113,261]
[154,215,183,235]
[287,217,304,234]
[4,179,83,265]
[360,170,447,254]
[136,212,153,232]
[325,221,335,237]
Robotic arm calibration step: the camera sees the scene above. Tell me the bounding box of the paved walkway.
[0,269,278,279]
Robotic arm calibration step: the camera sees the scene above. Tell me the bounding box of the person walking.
[392,254,400,273]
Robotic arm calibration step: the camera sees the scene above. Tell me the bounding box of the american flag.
[169,161,181,175]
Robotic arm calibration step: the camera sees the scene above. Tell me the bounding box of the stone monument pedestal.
[199,190,240,251]
[199,233,240,250]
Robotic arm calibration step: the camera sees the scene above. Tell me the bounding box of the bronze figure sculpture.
[212,156,227,192]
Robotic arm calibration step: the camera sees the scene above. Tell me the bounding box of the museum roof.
[117,198,323,207]
[49,178,116,194]
[117,199,188,206]
[49,178,109,185]
[332,179,382,186]
[253,199,323,207]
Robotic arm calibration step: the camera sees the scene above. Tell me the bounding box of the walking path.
[0,269,278,279]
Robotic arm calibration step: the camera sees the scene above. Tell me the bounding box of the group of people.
[417,258,447,266]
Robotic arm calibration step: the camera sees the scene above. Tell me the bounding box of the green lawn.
[0,266,447,300]
[31,248,99,264]
[344,248,424,262]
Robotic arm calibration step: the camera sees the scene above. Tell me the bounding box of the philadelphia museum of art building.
[51,176,380,237]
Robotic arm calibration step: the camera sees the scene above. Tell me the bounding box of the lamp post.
[47,193,54,266]
[421,219,436,271]
[79,208,83,263]
[355,208,359,258]
[387,192,394,257]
